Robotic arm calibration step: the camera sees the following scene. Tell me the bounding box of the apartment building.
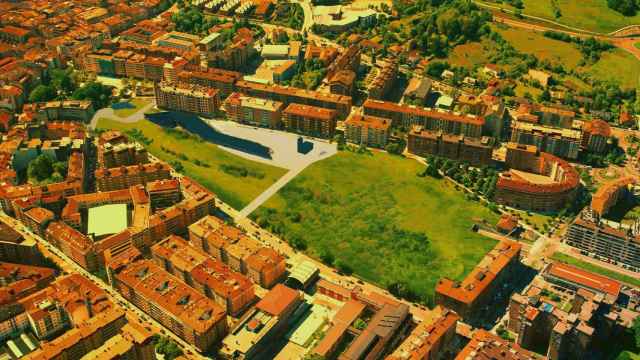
[329,70,356,96]
[566,211,640,270]
[147,179,182,211]
[387,307,459,360]
[154,82,220,117]
[455,329,544,360]
[0,217,42,265]
[177,68,242,100]
[224,92,284,129]
[363,99,484,138]
[508,263,636,360]
[221,284,303,359]
[188,216,286,288]
[112,259,228,353]
[151,235,254,316]
[235,80,352,119]
[496,147,580,212]
[45,221,98,272]
[153,31,201,51]
[21,207,55,238]
[407,127,494,167]
[100,142,148,168]
[344,113,392,148]
[510,121,582,160]
[582,119,611,154]
[435,241,522,326]
[95,162,172,192]
[367,58,398,100]
[590,177,636,217]
[282,103,338,139]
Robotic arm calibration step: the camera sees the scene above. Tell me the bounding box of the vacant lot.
[494,27,583,68]
[492,26,640,89]
[254,151,499,301]
[551,252,640,287]
[96,118,287,209]
[447,42,490,68]
[580,49,640,89]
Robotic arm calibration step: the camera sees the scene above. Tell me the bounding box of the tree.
[72,81,114,108]
[29,85,57,103]
[608,0,638,16]
[155,336,183,360]
[27,154,55,182]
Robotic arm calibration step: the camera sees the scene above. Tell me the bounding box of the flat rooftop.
[87,204,128,238]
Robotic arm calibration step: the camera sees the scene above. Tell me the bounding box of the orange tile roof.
[283,103,337,121]
[497,152,579,195]
[364,99,485,126]
[583,119,611,138]
[435,241,521,305]
[115,259,226,333]
[24,207,54,225]
[547,262,622,297]
[345,113,392,131]
[455,329,542,359]
[591,177,636,215]
[256,284,300,316]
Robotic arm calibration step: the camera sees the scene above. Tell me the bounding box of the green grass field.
[479,0,640,33]
[551,252,640,287]
[580,49,640,89]
[490,26,640,89]
[494,27,584,68]
[112,98,150,118]
[447,42,491,68]
[254,151,499,301]
[95,118,287,209]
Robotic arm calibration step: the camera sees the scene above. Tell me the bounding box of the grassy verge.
[254,151,499,302]
[95,118,287,209]
[551,252,640,288]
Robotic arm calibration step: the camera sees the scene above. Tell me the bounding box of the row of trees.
[421,155,499,200]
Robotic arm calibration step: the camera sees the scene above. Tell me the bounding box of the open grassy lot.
[580,49,640,89]
[493,26,583,68]
[112,98,151,118]
[446,42,490,68]
[95,118,287,209]
[491,26,640,89]
[479,0,640,33]
[254,151,499,302]
[551,252,640,287]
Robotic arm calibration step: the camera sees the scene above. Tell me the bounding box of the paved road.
[292,0,314,32]
[237,165,305,219]
[88,98,156,130]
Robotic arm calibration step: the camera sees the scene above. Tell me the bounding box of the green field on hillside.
[95,118,287,209]
[253,151,499,302]
[485,26,640,89]
[479,0,640,33]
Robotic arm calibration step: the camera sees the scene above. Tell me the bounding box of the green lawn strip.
[113,98,151,118]
[254,151,499,302]
[95,118,287,209]
[551,252,640,288]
